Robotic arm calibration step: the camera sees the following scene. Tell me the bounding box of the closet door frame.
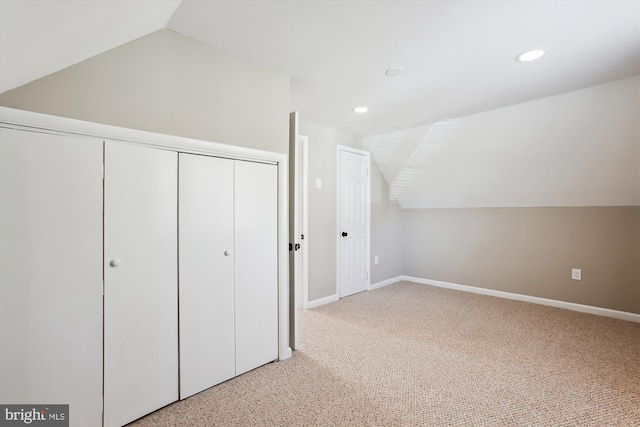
[0,106,293,364]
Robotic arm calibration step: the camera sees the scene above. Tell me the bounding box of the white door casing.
[337,147,371,298]
[103,141,179,427]
[0,128,103,427]
[288,112,298,350]
[289,110,309,348]
[295,136,309,314]
[178,153,235,399]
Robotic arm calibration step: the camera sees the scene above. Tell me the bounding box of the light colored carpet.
[129,281,640,426]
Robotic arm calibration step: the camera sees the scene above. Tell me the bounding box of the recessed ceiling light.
[353,106,369,114]
[385,67,404,77]
[516,49,546,62]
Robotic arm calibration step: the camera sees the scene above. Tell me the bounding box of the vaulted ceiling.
[1,0,639,138]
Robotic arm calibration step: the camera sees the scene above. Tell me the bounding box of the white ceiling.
[1,0,639,138]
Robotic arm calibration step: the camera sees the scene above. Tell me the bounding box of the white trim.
[369,276,403,291]
[277,156,292,361]
[299,135,310,311]
[0,107,280,164]
[336,145,371,299]
[306,294,340,309]
[402,275,640,324]
[0,106,293,361]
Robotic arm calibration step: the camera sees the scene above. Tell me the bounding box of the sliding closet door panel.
[178,153,235,399]
[0,128,103,427]
[235,161,278,375]
[104,142,178,427]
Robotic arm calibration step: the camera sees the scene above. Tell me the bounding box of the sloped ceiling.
[1,1,639,209]
[168,0,640,138]
[2,1,638,138]
[0,0,182,94]
[363,77,640,208]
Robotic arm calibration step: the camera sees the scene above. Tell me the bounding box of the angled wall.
[366,77,640,314]
[0,29,290,154]
[365,77,639,209]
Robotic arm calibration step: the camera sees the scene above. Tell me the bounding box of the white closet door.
[104,142,178,427]
[0,128,103,427]
[235,161,279,375]
[178,153,235,399]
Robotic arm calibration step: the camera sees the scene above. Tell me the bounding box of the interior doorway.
[289,112,309,350]
[336,146,371,298]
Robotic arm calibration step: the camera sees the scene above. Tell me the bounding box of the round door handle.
[109,259,121,268]
[341,232,348,237]
[224,250,231,256]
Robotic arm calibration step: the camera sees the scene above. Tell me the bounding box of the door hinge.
[102,164,105,179]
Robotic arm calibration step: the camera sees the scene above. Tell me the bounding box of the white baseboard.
[305,294,339,309]
[369,276,403,291]
[401,275,640,323]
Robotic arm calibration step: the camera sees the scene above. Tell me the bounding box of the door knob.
[224,250,231,256]
[109,259,121,267]
[341,232,348,237]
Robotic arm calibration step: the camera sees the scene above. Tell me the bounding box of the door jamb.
[298,136,310,310]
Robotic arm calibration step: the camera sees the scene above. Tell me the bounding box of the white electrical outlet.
[374,256,379,265]
[571,268,582,281]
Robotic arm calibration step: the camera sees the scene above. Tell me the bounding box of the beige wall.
[3,27,635,314]
[368,77,640,315]
[370,162,404,284]
[301,122,405,301]
[300,121,361,301]
[0,29,290,154]
[402,207,640,314]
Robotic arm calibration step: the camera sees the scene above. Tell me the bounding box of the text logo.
[0,405,68,427]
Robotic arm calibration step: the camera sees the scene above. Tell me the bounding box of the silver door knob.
[109,259,121,267]
[224,250,231,256]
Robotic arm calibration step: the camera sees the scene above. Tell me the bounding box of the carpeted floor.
[129,281,640,426]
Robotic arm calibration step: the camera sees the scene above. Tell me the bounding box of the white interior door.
[178,153,235,399]
[0,128,103,427]
[235,160,279,375]
[104,142,178,427]
[338,149,370,298]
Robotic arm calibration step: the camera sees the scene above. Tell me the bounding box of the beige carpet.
[129,281,640,426]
